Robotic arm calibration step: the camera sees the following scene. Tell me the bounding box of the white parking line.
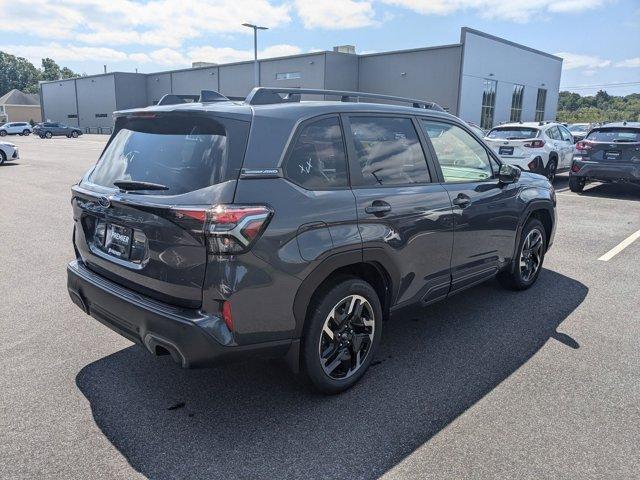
[598,229,640,261]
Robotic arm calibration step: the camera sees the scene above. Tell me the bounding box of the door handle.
[365,200,392,216]
[452,194,471,208]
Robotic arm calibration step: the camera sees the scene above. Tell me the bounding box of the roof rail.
[244,87,445,112]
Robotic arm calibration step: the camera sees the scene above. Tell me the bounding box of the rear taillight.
[523,140,545,148]
[571,163,581,173]
[575,141,593,153]
[172,204,273,254]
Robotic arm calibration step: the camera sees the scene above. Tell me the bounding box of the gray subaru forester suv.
[67,88,556,393]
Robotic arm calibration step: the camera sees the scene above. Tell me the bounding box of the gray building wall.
[324,52,359,93]
[40,80,78,126]
[39,28,562,131]
[114,73,148,111]
[76,75,117,129]
[218,63,254,98]
[146,72,172,105]
[458,28,563,126]
[171,67,219,95]
[358,45,462,114]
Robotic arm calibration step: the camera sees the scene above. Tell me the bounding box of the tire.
[569,175,585,193]
[0,130,6,137]
[0,150,6,165]
[498,218,546,291]
[301,277,382,394]
[545,158,557,183]
[45,131,52,139]
[71,131,79,138]
[22,129,30,136]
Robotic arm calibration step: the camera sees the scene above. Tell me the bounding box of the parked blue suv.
[67,88,556,393]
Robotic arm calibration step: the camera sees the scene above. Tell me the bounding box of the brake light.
[571,163,581,173]
[575,141,593,153]
[171,204,273,254]
[523,140,545,148]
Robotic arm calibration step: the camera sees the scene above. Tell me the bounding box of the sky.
[1,0,639,95]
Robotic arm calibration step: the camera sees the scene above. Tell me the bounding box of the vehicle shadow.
[581,182,640,201]
[76,269,587,480]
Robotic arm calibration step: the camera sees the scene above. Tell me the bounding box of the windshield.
[586,128,640,143]
[568,124,589,133]
[87,115,249,195]
[487,127,539,140]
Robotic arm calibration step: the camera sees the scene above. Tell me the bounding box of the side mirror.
[498,164,521,184]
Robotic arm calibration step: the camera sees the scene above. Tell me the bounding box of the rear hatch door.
[72,111,250,308]
[485,126,540,158]
[582,127,640,163]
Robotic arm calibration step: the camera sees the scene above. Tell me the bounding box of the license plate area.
[499,146,514,156]
[604,150,621,160]
[100,223,133,259]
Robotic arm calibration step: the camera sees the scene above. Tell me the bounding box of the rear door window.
[348,116,430,186]
[87,114,250,195]
[283,116,348,189]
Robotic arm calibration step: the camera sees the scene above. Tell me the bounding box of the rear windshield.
[487,127,539,140]
[87,114,249,195]
[585,128,640,143]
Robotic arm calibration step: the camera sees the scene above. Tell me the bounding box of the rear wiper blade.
[113,180,169,191]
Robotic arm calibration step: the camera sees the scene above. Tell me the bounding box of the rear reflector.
[222,301,233,331]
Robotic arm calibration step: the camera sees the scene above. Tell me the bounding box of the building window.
[68,114,78,119]
[510,84,524,122]
[480,79,497,130]
[535,88,547,122]
[276,72,301,80]
[95,113,108,118]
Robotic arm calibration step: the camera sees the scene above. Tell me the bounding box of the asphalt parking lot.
[1,134,639,480]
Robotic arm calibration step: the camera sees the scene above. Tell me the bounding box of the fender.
[292,247,401,338]
[510,196,556,272]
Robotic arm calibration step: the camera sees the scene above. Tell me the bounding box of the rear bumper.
[67,260,292,368]
[571,159,640,183]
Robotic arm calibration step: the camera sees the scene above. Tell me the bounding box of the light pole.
[242,23,268,87]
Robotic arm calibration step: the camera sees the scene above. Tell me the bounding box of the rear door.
[72,112,250,308]
[420,119,521,293]
[557,125,575,168]
[344,114,453,307]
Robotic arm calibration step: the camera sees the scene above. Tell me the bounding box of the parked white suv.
[484,122,574,182]
[0,141,19,164]
[0,122,32,136]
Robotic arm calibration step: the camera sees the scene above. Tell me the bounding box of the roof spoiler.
[244,87,445,111]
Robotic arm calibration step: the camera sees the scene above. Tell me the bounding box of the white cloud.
[0,0,292,47]
[0,43,129,64]
[294,0,377,29]
[380,0,609,22]
[187,44,302,65]
[615,57,640,68]
[555,52,612,70]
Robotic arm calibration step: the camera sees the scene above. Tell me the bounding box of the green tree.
[0,52,83,96]
[557,90,640,123]
[0,52,41,95]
